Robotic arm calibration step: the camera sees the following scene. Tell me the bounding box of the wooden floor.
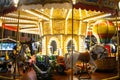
[0,68,117,80]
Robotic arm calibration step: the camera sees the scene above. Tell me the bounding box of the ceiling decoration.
[19,0,70,5]
[74,0,118,14]
[18,0,72,10]
[0,0,119,35]
[0,8,107,35]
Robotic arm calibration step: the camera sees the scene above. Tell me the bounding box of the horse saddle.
[78,52,90,63]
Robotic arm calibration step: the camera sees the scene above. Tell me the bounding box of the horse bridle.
[90,50,97,60]
[90,47,107,60]
[98,47,107,59]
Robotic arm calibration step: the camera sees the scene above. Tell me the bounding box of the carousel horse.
[10,43,33,73]
[64,44,108,74]
[13,43,53,79]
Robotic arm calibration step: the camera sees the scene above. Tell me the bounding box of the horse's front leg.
[88,59,97,73]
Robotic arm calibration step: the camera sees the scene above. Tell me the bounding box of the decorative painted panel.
[43,22,51,35]
[67,20,79,34]
[52,20,65,34]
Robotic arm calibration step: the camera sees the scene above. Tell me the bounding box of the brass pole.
[16,11,20,41]
[116,1,120,78]
[13,10,20,79]
[71,0,73,80]
[1,23,4,55]
[89,25,92,49]
[116,9,120,78]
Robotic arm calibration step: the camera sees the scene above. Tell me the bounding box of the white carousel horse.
[64,44,108,74]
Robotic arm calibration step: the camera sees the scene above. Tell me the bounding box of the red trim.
[73,2,117,15]
[2,24,17,31]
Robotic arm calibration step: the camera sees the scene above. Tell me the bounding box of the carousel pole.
[13,10,20,79]
[1,23,4,55]
[16,11,20,41]
[117,1,120,78]
[70,0,74,80]
[89,26,92,49]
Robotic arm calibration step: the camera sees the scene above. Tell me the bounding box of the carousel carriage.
[92,19,117,72]
[32,63,53,80]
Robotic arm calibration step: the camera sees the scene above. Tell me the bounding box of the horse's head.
[90,44,108,60]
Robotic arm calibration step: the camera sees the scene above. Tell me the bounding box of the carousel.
[0,0,118,55]
[0,0,120,80]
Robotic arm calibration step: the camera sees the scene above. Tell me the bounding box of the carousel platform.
[0,68,117,80]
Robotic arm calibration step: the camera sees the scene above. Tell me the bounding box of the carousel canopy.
[0,0,119,35]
